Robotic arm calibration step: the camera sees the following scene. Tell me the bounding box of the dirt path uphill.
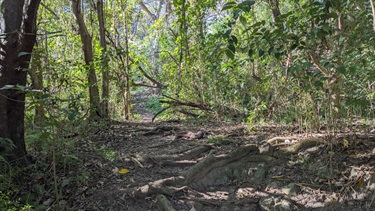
[60,120,375,210]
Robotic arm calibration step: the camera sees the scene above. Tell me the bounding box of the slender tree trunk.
[29,47,45,126]
[71,0,101,118]
[123,4,131,120]
[0,0,41,164]
[97,0,109,118]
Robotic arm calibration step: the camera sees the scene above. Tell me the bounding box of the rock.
[259,197,276,211]
[275,199,292,211]
[260,197,292,211]
[281,183,299,196]
[254,163,267,179]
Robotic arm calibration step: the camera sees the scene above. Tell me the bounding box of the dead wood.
[175,131,204,140]
[266,136,323,155]
[156,194,176,211]
[277,137,323,155]
[152,94,212,121]
[132,176,186,197]
[184,145,259,185]
[158,160,197,167]
[152,106,174,122]
[266,136,299,144]
[151,145,212,162]
[182,196,259,206]
[181,196,227,206]
[130,156,145,168]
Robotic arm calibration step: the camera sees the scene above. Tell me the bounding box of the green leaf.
[210,43,223,55]
[314,80,324,88]
[226,49,235,60]
[222,2,236,11]
[0,85,32,92]
[228,44,236,54]
[238,0,255,12]
[224,29,232,38]
[301,62,313,68]
[338,36,345,45]
[0,85,16,90]
[233,9,241,19]
[248,49,253,57]
[239,15,247,26]
[18,52,31,57]
[337,66,346,74]
[258,49,264,57]
[230,35,238,44]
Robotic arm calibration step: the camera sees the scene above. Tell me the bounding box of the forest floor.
[18,93,375,211]
[37,120,375,210]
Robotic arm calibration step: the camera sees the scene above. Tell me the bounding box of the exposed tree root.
[127,138,324,207]
[156,194,177,211]
[184,145,259,185]
[265,136,323,156]
[150,145,212,164]
[127,137,323,200]
[131,176,186,197]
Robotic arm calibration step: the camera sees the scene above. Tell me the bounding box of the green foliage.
[96,145,118,162]
[207,135,231,145]
[0,191,32,211]
[146,97,163,115]
[0,138,15,161]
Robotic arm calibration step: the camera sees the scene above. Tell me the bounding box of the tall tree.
[96,0,110,118]
[71,0,101,118]
[0,0,41,163]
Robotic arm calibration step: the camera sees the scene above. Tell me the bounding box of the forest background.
[0,0,374,210]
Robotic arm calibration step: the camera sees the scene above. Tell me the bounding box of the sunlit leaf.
[226,49,235,60]
[343,139,349,148]
[239,15,247,26]
[118,168,130,174]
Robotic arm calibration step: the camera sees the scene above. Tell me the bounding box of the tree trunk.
[29,47,45,126]
[97,0,109,119]
[123,5,131,120]
[0,0,41,164]
[71,0,101,118]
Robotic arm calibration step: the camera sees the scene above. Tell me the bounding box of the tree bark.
[29,47,45,126]
[97,0,109,118]
[71,0,101,118]
[0,0,41,163]
[122,4,131,120]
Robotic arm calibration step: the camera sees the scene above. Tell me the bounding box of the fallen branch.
[152,95,212,121]
[152,106,174,122]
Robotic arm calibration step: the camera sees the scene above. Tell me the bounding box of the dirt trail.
[58,120,375,211]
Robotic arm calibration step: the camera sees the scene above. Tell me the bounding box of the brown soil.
[28,118,375,211]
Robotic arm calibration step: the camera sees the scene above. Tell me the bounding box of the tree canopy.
[17,0,373,127]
